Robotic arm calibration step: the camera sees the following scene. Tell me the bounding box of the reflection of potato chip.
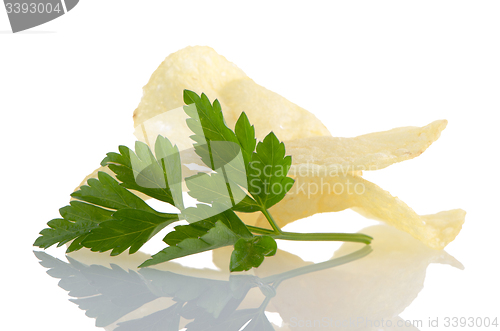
[252,225,462,330]
[240,174,465,250]
[133,46,330,142]
[212,225,462,330]
[287,119,447,176]
[64,224,461,331]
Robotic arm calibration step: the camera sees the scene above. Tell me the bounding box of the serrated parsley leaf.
[141,205,252,267]
[60,201,114,224]
[234,112,256,171]
[184,91,240,170]
[35,171,176,253]
[101,135,183,207]
[183,91,264,213]
[140,221,241,268]
[35,90,370,272]
[183,90,238,146]
[232,195,261,213]
[178,204,252,239]
[186,172,248,211]
[154,135,184,209]
[82,209,178,256]
[71,172,157,214]
[34,193,114,250]
[230,236,277,272]
[35,136,185,255]
[183,90,293,213]
[247,132,295,209]
[34,218,96,250]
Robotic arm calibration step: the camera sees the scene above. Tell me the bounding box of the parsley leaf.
[234,111,257,172]
[230,236,278,272]
[101,135,183,208]
[186,172,248,212]
[183,90,294,213]
[35,89,372,272]
[180,204,252,238]
[33,201,111,250]
[247,132,295,209]
[35,148,179,254]
[140,205,253,267]
[183,91,249,201]
[82,209,178,256]
[140,221,240,268]
[71,172,157,213]
[183,91,240,170]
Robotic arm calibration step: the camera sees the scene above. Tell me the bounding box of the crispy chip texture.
[133,46,330,141]
[132,46,248,128]
[241,174,465,249]
[287,119,448,176]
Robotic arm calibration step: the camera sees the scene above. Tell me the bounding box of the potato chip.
[240,174,465,249]
[219,79,331,141]
[133,46,330,142]
[132,46,248,128]
[286,119,448,176]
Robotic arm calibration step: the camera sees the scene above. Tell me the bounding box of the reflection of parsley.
[34,90,372,272]
[35,245,371,330]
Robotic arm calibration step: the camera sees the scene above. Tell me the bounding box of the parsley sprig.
[34,90,372,271]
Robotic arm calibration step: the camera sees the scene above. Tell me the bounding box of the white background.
[1,1,499,330]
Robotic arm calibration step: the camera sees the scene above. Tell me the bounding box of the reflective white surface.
[34,224,461,330]
[2,1,499,330]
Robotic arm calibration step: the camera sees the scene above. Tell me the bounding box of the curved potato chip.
[286,119,447,176]
[133,46,248,128]
[219,79,331,141]
[133,46,330,142]
[245,174,465,249]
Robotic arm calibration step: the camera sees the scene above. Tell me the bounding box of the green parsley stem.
[247,225,373,245]
[221,166,235,206]
[246,225,276,235]
[274,232,373,245]
[261,209,283,234]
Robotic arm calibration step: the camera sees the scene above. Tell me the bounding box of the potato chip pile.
[78,46,465,250]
